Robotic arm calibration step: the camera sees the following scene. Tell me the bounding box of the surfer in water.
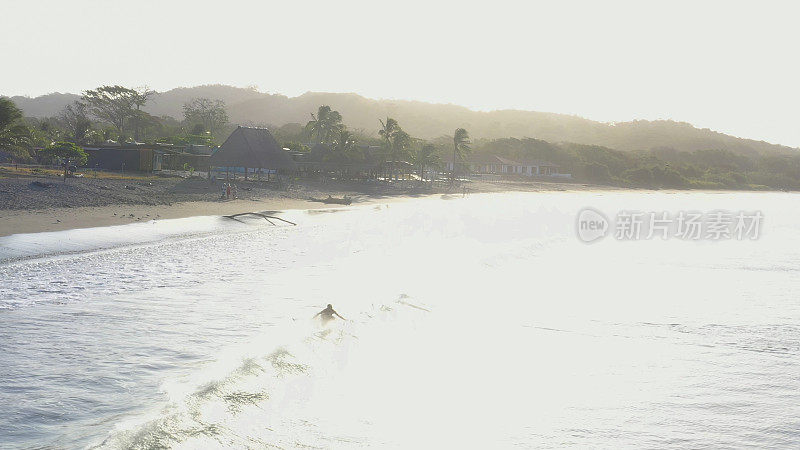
[313,304,346,324]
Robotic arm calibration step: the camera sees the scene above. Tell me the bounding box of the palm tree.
[378,117,399,149]
[306,105,330,144]
[306,105,343,144]
[410,143,441,181]
[378,117,408,180]
[0,98,33,161]
[392,130,412,179]
[324,110,343,143]
[451,128,471,181]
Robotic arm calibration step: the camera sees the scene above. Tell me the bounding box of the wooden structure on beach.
[210,126,296,179]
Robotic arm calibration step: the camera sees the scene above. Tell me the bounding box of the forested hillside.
[9,85,796,156]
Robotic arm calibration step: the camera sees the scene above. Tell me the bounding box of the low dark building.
[84,146,163,172]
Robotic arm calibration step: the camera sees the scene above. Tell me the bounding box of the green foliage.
[409,143,441,180]
[450,128,472,179]
[651,166,688,188]
[190,123,205,135]
[379,118,413,179]
[581,162,612,182]
[11,86,800,191]
[453,128,471,160]
[306,106,343,144]
[0,98,34,160]
[41,141,88,165]
[82,85,139,132]
[0,97,23,129]
[271,123,305,144]
[14,87,797,157]
[467,136,800,190]
[327,130,360,164]
[622,167,653,185]
[183,98,228,137]
[58,101,92,144]
[282,141,309,153]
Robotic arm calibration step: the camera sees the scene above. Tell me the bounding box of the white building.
[444,154,570,178]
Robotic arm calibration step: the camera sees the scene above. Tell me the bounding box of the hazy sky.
[2,0,798,147]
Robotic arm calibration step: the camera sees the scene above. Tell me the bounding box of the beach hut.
[210,126,296,179]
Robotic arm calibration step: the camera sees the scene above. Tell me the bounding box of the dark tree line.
[5,93,800,191]
[0,86,231,162]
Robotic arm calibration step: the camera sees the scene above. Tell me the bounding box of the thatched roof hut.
[210,126,296,169]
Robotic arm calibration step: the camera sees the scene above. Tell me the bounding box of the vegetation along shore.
[3,83,800,238]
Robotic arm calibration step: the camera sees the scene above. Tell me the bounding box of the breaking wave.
[93,298,431,449]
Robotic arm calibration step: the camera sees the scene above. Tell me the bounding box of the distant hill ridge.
[7,85,797,155]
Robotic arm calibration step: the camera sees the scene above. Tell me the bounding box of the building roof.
[210,126,296,169]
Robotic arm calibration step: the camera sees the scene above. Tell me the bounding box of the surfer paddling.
[314,304,346,323]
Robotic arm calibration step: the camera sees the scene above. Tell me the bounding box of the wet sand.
[0,173,605,236]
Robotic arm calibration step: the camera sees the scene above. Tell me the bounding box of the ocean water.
[1,191,800,449]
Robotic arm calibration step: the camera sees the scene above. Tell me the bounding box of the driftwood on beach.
[308,195,352,205]
[223,212,297,226]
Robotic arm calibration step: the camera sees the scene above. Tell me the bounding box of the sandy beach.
[0,169,606,236]
[0,198,313,236]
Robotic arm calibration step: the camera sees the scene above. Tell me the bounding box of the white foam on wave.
[94,297,433,449]
[0,212,305,263]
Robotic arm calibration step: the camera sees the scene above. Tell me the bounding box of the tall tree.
[451,128,471,181]
[378,117,412,179]
[306,105,343,144]
[378,117,400,149]
[0,98,33,160]
[58,101,92,144]
[82,85,138,138]
[182,98,229,138]
[131,86,156,142]
[131,110,162,142]
[40,141,88,182]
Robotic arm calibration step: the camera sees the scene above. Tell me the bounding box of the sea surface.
[1,191,800,449]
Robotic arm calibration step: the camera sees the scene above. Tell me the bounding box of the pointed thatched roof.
[210,126,296,169]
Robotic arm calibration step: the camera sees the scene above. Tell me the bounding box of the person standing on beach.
[313,304,346,324]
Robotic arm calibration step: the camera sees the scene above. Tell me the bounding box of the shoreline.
[0,196,423,237]
[1,183,790,237]
[0,174,614,237]
[0,192,466,237]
